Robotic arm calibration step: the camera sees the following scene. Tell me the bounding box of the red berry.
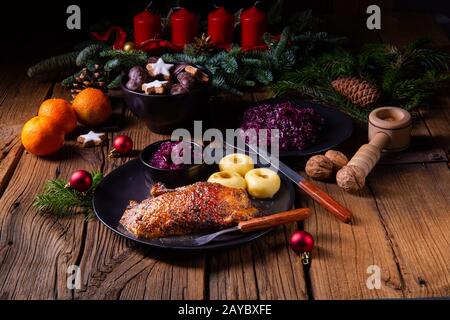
[113,135,133,154]
[69,170,93,192]
[290,231,314,253]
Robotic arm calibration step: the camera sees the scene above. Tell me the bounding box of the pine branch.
[107,74,124,89]
[76,44,104,66]
[27,52,79,79]
[286,10,314,33]
[273,27,291,61]
[99,50,148,63]
[33,172,103,219]
[163,25,342,95]
[100,50,149,70]
[273,39,450,122]
[104,58,121,72]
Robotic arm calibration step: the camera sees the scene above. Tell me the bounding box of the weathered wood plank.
[419,97,450,161]
[252,223,309,300]
[0,124,24,196]
[0,70,53,125]
[75,111,206,300]
[208,244,259,300]
[305,11,450,300]
[368,163,450,297]
[0,64,55,198]
[303,179,404,299]
[0,84,104,299]
[379,111,448,165]
[208,223,308,300]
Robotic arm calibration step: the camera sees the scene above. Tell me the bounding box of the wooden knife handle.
[299,180,352,223]
[238,208,311,233]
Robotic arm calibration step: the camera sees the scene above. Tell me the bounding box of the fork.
[161,208,311,247]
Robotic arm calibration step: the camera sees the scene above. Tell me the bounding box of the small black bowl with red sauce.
[140,139,210,188]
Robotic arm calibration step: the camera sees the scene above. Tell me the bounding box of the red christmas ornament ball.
[290,231,314,253]
[113,135,133,154]
[69,170,93,192]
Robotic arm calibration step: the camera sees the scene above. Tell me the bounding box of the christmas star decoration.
[77,131,107,148]
[142,80,169,94]
[147,58,174,78]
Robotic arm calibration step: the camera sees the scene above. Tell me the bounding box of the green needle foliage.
[27,42,150,90]
[33,172,103,219]
[27,52,80,80]
[163,26,345,95]
[27,8,345,94]
[272,39,450,122]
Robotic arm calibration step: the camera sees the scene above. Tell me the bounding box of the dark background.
[1,0,450,55]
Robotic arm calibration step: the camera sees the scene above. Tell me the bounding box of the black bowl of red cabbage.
[140,140,209,188]
[240,101,326,152]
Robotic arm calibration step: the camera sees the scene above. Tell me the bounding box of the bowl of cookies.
[121,57,212,134]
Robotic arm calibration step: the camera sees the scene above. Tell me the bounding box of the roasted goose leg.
[120,182,258,239]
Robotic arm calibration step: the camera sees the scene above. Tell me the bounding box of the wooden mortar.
[336,107,412,192]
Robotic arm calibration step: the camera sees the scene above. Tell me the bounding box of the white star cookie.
[77,131,107,148]
[142,80,169,94]
[146,58,174,80]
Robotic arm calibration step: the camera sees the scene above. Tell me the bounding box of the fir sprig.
[162,27,342,95]
[27,51,79,79]
[28,46,150,90]
[33,172,103,219]
[272,39,450,121]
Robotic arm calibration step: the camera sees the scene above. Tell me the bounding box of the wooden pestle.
[346,132,390,178]
[337,107,412,192]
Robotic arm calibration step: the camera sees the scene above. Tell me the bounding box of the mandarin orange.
[72,88,112,126]
[21,116,65,156]
[38,98,77,134]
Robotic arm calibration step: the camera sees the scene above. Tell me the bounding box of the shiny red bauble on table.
[290,230,314,253]
[69,170,93,193]
[208,7,234,46]
[171,7,199,47]
[113,135,133,155]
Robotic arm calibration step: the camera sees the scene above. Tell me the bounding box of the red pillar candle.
[208,7,234,46]
[241,6,267,49]
[171,8,199,47]
[134,10,162,45]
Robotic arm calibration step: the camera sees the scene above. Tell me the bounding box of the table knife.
[177,208,311,247]
[245,143,352,223]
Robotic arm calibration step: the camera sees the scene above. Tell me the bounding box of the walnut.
[336,165,365,192]
[305,155,333,180]
[325,150,349,171]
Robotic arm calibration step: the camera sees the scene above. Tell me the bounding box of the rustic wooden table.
[0,14,449,300]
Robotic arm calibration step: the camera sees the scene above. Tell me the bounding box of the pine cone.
[189,34,217,55]
[69,65,108,99]
[331,77,380,108]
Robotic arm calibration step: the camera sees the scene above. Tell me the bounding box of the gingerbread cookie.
[77,131,107,148]
[142,80,169,94]
[146,58,174,80]
[184,65,209,83]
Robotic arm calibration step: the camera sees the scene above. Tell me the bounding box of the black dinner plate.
[242,98,354,157]
[92,159,295,251]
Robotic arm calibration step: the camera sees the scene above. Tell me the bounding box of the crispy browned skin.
[120,182,258,239]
